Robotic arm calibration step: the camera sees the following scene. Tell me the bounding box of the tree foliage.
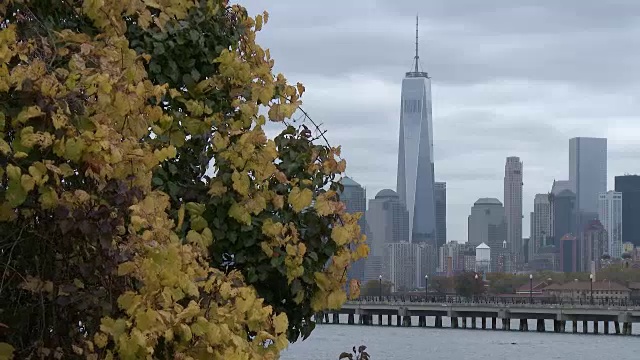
[454,272,485,298]
[360,280,393,297]
[0,0,367,358]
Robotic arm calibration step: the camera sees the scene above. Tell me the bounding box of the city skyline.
[241,0,640,242]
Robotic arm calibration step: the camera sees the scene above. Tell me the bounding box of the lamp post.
[529,274,533,304]
[589,274,594,305]
[425,275,429,300]
[379,274,383,299]
[474,273,479,301]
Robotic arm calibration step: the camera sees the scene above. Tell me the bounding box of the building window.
[403,99,422,113]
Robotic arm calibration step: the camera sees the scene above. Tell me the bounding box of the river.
[280,317,638,360]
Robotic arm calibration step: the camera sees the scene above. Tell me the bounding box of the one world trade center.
[396,17,436,245]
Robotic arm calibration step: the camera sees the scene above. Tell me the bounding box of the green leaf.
[154,42,165,55]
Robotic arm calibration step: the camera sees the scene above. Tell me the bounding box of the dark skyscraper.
[551,189,577,246]
[435,182,447,249]
[396,17,436,245]
[560,234,578,273]
[615,175,640,247]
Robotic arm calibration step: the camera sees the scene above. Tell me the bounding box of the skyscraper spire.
[414,15,420,73]
[407,15,427,78]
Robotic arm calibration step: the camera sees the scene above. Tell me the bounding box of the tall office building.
[569,137,607,214]
[504,157,523,262]
[396,17,436,245]
[559,234,578,273]
[550,180,572,240]
[598,191,623,258]
[551,189,577,246]
[530,193,551,258]
[468,198,507,271]
[435,182,447,250]
[615,175,640,247]
[580,220,608,273]
[416,243,437,286]
[383,242,418,292]
[364,189,409,282]
[340,177,367,283]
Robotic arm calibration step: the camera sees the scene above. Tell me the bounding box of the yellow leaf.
[20,174,35,192]
[208,180,227,196]
[285,244,296,256]
[231,171,250,196]
[354,243,369,259]
[261,219,282,237]
[39,186,58,210]
[179,324,192,342]
[260,242,273,257]
[273,313,288,334]
[190,215,208,231]
[117,292,141,314]
[0,342,15,360]
[327,290,347,309]
[64,137,86,162]
[314,272,331,291]
[255,14,263,31]
[331,226,350,246]
[272,194,284,209]
[176,204,185,229]
[228,202,251,225]
[186,230,203,245]
[15,105,43,124]
[0,139,10,155]
[94,333,108,349]
[6,164,20,180]
[288,187,312,213]
[117,261,136,276]
[296,82,305,96]
[185,202,206,216]
[201,228,213,247]
[314,192,336,216]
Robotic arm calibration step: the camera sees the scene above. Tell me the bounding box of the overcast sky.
[239,0,640,242]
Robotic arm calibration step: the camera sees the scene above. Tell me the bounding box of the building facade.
[530,193,552,258]
[569,137,607,214]
[615,175,640,247]
[598,191,623,258]
[384,242,418,292]
[580,220,609,273]
[559,234,578,273]
[364,189,409,282]
[396,20,436,245]
[504,157,524,262]
[416,242,437,286]
[551,189,577,246]
[468,198,507,271]
[435,182,447,250]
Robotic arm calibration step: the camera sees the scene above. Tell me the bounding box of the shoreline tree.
[0,0,367,358]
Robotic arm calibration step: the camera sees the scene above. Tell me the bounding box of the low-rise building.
[542,281,630,302]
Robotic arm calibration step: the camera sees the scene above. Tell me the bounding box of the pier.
[318,296,640,335]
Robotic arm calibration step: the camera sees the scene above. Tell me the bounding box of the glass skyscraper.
[396,17,436,245]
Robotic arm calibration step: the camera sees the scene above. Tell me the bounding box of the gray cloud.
[241,0,640,241]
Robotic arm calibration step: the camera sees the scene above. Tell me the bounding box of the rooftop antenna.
[407,15,428,78]
[414,15,420,73]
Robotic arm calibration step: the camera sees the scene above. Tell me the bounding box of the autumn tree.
[0,0,367,358]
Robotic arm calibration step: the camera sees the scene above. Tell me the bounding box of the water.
[281,318,638,360]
